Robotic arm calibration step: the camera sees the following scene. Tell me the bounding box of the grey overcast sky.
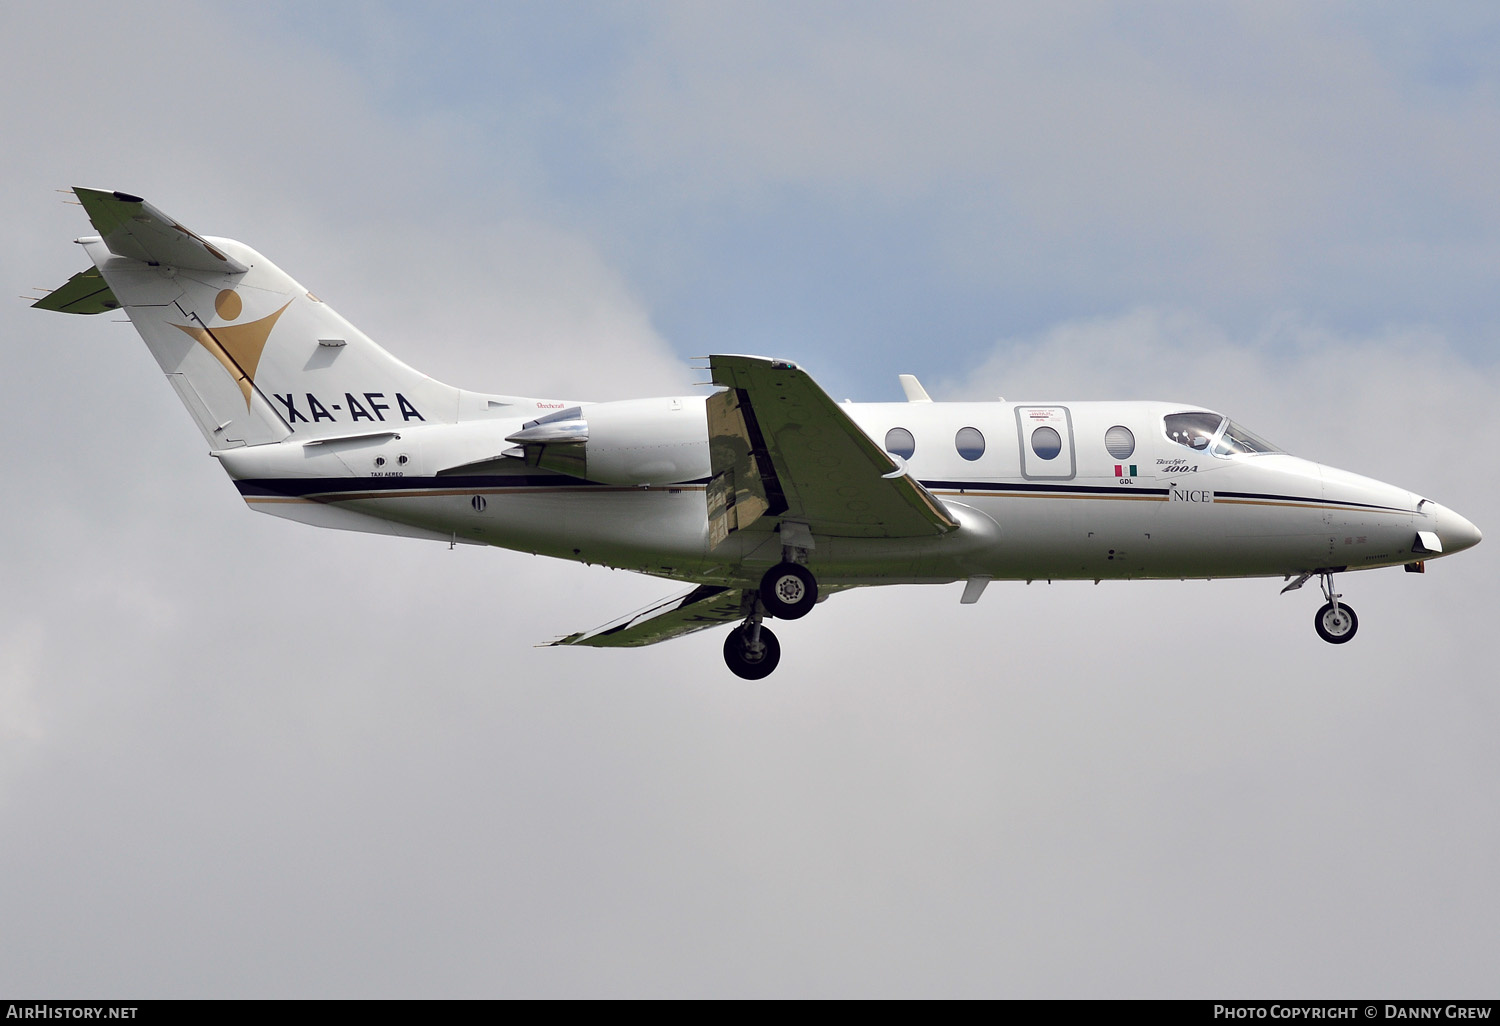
[2,1,1497,998]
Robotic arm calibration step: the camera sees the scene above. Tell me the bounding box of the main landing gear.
[723,617,780,680]
[759,561,818,619]
[1283,570,1359,645]
[722,556,821,679]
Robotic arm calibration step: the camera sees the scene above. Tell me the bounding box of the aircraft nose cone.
[1432,503,1482,555]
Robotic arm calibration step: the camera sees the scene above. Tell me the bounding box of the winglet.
[72,188,249,273]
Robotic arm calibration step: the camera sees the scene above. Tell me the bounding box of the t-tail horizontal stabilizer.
[73,188,250,273]
[30,267,118,314]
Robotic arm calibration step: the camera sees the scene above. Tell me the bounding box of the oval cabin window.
[885,427,916,460]
[955,426,985,461]
[1031,425,1062,460]
[1104,425,1135,460]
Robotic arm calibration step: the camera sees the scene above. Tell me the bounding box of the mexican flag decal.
[1114,464,1138,478]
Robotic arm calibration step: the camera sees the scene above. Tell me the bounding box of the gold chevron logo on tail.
[172,290,292,410]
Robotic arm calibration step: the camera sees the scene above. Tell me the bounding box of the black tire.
[723,624,781,680]
[1314,602,1358,644]
[759,562,818,620]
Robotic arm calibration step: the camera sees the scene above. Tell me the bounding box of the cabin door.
[1015,406,1076,480]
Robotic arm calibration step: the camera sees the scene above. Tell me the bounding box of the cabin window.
[1031,426,1062,460]
[885,427,916,460]
[1104,425,1135,460]
[955,426,985,461]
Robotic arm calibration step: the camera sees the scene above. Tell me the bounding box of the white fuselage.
[217,394,1478,590]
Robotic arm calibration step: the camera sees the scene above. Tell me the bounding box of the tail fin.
[37,188,464,449]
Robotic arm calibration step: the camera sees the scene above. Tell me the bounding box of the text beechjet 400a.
[35,190,1483,678]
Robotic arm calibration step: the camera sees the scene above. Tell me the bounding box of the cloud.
[607,4,1500,347]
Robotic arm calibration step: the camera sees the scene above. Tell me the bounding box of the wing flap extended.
[705,386,784,545]
[708,355,958,540]
[549,585,747,648]
[73,188,249,273]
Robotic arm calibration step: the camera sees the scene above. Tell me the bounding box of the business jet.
[34,189,1482,678]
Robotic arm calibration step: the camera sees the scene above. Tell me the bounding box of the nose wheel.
[1313,571,1358,644]
[1315,601,1358,644]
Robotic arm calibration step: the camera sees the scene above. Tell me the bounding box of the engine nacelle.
[506,396,711,486]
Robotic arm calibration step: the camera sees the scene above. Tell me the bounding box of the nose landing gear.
[1313,571,1358,644]
[1282,570,1360,644]
[1315,600,1358,644]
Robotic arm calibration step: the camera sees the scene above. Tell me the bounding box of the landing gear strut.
[1313,571,1358,644]
[728,529,816,677]
[723,600,781,680]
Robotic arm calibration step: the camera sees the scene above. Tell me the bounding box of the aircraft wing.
[707,355,959,543]
[549,585,748,648]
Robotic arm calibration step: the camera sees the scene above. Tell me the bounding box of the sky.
[2,0,1497,998]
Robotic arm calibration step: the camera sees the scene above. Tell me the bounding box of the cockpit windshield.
[1214,419,1281,456]
[1164,412,1282,457]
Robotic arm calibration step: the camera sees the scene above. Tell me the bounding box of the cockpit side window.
[1164,412,1223,451]
[1164,412,1283,456]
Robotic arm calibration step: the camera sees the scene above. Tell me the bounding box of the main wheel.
[1314,602,1358,644]
[759,562,818,619]
[723,624,781,680]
